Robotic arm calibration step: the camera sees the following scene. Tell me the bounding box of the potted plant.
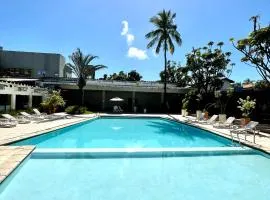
[195,93,203,120]
[203,102,216,120]
[237,96,256,125]
[215,87,234,123]
[181,96,189,117]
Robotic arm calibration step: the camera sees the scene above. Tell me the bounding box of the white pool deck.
[0,113,269,184]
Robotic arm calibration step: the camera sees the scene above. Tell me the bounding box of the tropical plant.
[255,80,269,89]
[237,96,256,118]
[214,87,234,114]
[65,105,90,114]
[160,61,190,87]
[184,42,234,97]
[40,90,65,114]
[231,16,270,83]
[145,9,182,107]
[65,48,107,105]
[127,70,142,81]
[106,70,142,81]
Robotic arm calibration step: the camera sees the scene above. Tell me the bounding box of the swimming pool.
[12,117,234,148]
[2,116,270,200]
[1,153,270,200]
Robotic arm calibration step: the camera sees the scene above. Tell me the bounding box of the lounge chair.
[213,117,235,128]
[0,118,17,128]
[198,115,218,125]
[2,114,30,124]
[33,108,47,117]
[230,121,259,143]
[20,112,44,121]
[117,106,123,113]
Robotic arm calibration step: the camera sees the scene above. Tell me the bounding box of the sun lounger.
[117,106,123,113]
[113,106,123,113]
[198,115,218,124]
[33,108,47,116]
[20,112,44,121]
[230,121,259,143]
[2,114,30,124]
[0,119,17,128]
[213,117,235,128]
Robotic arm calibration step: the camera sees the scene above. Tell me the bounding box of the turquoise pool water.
[1,154,270,200]
[12,117,233,148]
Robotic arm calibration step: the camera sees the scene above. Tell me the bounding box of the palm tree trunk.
[163,45,167,110]
[79,87,84,106]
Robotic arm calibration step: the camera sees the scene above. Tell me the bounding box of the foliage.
[237,96,256,118]
[255,80,270,89]
[181,90,197,111]
[104,70,142,81]
[231,16,270,83]
[243,78,253,84]
[214,87,234,114]
[146,9,182,104]
[65,48,107,105]
[65,105,90,114]
[184,42,234,96]
[40,90,65,114]
[127,70,142,81]
[160,61,190,87]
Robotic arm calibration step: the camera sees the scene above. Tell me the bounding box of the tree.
[231,16,270,83]
[106,70,142,81]
[65,48,107,105]
[243,78,253,84]
[40,90,65,114]
[127,70,142,81]
[145,9,182,108]
[159,61,190,87]
[184,42,234,97]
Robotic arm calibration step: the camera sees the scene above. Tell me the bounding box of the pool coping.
[0,116,98,146]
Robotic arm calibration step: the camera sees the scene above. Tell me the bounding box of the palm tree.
[249,15,260,31]
[65,48,107,105]
[145,10,182,109]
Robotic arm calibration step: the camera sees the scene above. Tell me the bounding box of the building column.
[102,90,106,110]
[132,91,136,109]
[28,95,33,108]
[161,92,164,104]
[11,94,16,110]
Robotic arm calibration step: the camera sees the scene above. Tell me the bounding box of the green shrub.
[40,90,65,114]
[65,105,89,114]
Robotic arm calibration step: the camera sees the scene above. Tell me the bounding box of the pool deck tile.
[0,146,35,183]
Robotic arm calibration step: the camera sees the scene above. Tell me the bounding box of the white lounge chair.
[199,115,218,125]
[0,119,16,128]
[20,112,44,121]
[117,106,123,113]
[213,117,235,128]
[2,114,30,124]
[230,121,259,143]
[33,108,47,116]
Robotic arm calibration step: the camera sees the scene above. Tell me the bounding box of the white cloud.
[126,34,135,46]
[127,47,148,60]
[121,20,129,36]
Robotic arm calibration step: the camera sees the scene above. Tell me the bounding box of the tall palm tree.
[249,15,260,31]
[145,10,182,109]
[65,48,107,105]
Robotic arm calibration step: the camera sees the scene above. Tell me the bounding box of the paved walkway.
[0,146,35,183]
[170,115,270,153]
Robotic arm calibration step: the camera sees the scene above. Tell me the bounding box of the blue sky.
[0,0,269,82]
